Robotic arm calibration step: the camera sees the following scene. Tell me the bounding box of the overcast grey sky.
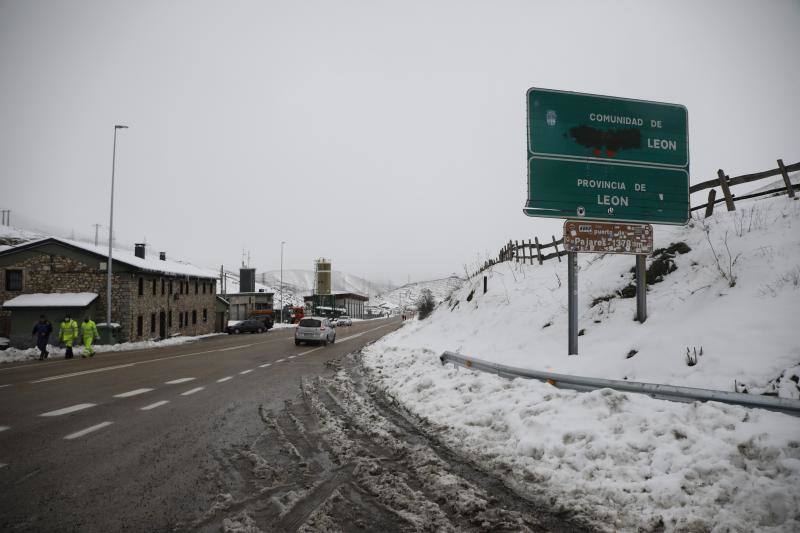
[1,0,798,285]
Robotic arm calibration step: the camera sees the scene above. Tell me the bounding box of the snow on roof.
[1,237,217,279]
[3,292,98,308]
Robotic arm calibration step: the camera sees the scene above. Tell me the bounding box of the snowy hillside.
[256,269,394,299]
[362,192,800,532]
[219,270,304,308]
[370,276,463,310]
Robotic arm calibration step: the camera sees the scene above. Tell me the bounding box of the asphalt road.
[0,317,403,532]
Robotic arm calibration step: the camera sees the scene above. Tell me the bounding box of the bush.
[417,289,436,320]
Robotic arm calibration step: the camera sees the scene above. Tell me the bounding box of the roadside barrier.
[440,351,800,417]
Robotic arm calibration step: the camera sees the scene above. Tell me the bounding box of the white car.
[337,315,352,326]
[294,317,336,346]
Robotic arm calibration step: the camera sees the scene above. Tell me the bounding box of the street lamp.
[107,125,128,335]
[280,241,286,324]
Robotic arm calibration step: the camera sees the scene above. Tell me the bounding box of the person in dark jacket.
[32,315,53,360]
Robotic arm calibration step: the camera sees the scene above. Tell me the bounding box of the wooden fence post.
[528,239,534,265]
[717,169,735,211]
[704,189,717,218]
[777,159,796,198]
[534,237,542,265]
[514,240,519,262]
[552,235,561,262]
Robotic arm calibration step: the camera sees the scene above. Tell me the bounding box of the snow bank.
[0,333,224,363]
[362,194,800,531]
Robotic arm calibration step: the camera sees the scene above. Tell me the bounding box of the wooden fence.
[690,158,798,217]
[471,158,799,278]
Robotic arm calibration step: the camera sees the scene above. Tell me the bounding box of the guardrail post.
[777,159,796,198]
[568,251,578,355]
[718,169,736,211]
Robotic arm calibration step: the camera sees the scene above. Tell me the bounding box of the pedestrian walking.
[59,314,79,359]
[31,315,53,360]
[80,317,99,358]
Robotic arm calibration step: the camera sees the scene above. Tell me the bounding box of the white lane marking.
[39,403,96,417]
[0,463,6,468]
[217,376,233,382]
[239,369,253,375]
[30,364,135,384]
[338,332,365,342]
[259,363,271,368]
[275,358,285,363]
[181,387,204,396]
[113,388,153,398]
[141,400,169,411]
[0,384,11,388]
[165,377,195,385]
[297,347,322,357]
[287,355,296,359]
[64,421,113,440]
[0,426,9,432]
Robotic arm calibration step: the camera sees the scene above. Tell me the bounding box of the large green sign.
[524,157,689,224]
[524,88,689,225]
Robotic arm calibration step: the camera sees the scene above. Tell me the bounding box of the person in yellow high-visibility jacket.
[59,315,79,359]
[80,317,99,358]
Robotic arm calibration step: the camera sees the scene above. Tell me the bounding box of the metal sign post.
[568,251,578,355]
[636,255,647,323]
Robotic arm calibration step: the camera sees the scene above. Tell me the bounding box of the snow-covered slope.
[362,193,800,532]
[370,276,463,310]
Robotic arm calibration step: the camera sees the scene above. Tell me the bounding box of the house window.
[137,315,143,337]
[161,278,165,295]
[195,281,198,294]
[5,270,22,291]
[203,308,208,322]
[184,311,189,325]
[179,313,184,328]
[202,282,206,294]
[169,280,173,294]
[152,279,157,295]
[138,277,144,296]
[168,311,172,327]
[150,313,156,333]
[192,310,197,325]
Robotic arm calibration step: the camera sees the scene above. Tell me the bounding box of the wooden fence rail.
[471,158,798,278]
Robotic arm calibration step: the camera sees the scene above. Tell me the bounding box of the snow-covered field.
[0,333,224,363]
[363,193,800,532]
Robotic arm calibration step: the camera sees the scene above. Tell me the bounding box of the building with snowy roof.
[0,237,220,347]
[303,291,368,319]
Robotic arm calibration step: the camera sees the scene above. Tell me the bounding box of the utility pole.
[280,241,286,324]
[107,124,128,335]
[93,224,101,246]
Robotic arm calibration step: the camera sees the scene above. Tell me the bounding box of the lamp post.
[107,125,128,335]
[280,241,286,324]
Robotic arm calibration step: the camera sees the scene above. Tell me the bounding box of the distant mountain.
[257,269,395,298]
[370,276,463,310]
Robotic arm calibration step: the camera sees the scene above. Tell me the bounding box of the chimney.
[134,243,146,259]
[159,252,166,261]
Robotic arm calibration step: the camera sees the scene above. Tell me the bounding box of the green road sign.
[527,88,688,168]
[524,88,689,225]
[524,156,689,225]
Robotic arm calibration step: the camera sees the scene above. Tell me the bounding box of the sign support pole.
[568,251,578,355]
[636,255,647,323]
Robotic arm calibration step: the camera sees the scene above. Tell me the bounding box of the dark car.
[226,319,268,334]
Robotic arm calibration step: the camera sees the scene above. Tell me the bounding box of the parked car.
[337,315,352,326]
[294,317,336,346]
[226,319,268,334]
[249,314,274,330]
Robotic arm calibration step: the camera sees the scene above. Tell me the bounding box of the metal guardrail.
[440,351,800,417]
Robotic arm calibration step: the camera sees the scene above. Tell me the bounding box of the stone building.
[0,237,218,347]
